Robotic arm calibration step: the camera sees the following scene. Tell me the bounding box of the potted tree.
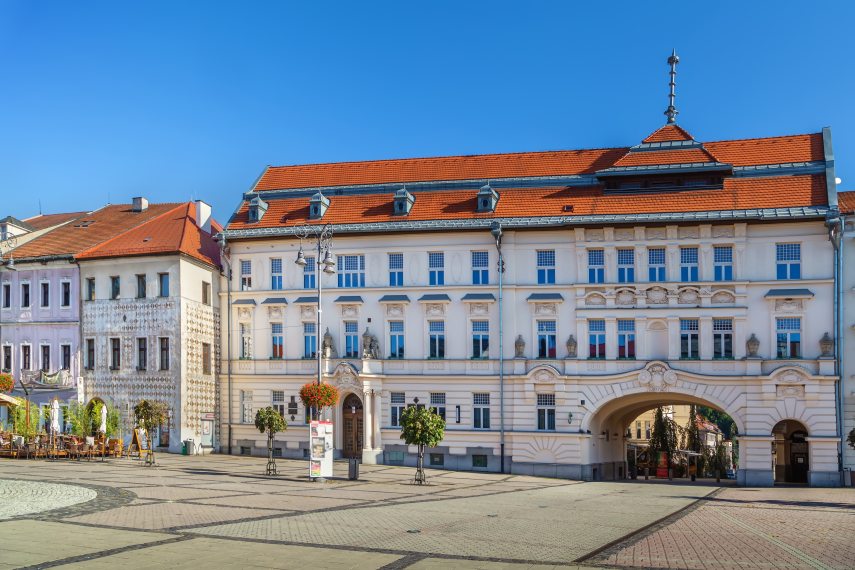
[649,406,678,480]
[255,407,287,475]
[133,400,168,466]
[399,401,445,485]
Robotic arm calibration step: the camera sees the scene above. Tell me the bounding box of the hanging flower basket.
[299,383,339,412]
[0,373,13,393]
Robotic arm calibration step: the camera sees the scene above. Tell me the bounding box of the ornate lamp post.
[490,222,506,473]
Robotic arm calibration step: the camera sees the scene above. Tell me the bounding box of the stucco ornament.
[646,287,668,304]
[361,328,380,360]
[637,363,677,392]
[533,368,557,384]
[514,335,526,358]
[677,288,699,304]
[711,290,735,304]
[322,328,337,359]
[616,289,635,306]
[585,294,606,306]
[746,334,760,357]
[819,332,834,357]
[778,369,806,384]
[566,335,577,358]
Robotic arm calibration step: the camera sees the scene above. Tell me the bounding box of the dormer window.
[309,192,329,220]
[247,196,268,222]
[477,184,498,212]
[393,187,415,216]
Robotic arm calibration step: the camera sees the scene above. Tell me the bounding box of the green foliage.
[255,406,287,437]
[399,406,445,448]
[133,400,168,430]
[11,403,40,437]
[684,405,701,453]
[711,439,729,475]
[848,427,855,450]
[67,402,92,437]
[299,383,339,415]
[697,406,737,439]
[648,406,678,467]
[88,401,121,438]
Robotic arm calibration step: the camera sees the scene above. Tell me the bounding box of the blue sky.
[1,1,853,222]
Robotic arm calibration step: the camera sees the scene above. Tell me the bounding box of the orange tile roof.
[642,124,695,143]
[22,211,88,231]
[839,191,855,214]
[612,147,719,168]
[76,202,221,267]
[705,133,823,167]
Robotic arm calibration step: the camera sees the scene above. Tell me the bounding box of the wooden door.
[342,394,364,459]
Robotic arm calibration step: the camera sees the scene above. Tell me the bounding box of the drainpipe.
[491,222,505,473]
[827,209,844,478]
[220,237,233,455]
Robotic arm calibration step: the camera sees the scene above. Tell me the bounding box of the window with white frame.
[680,247,699,282]
[617,319,635,359]
[40,344,50,372]
[272,390,285,417]
[61,281,71,307]
[159,338,170,370]
[588,319,606,359]
[337,255,365,288]
[270,258,283,290]
[536,250,555,284]
[21,282,30,308]
[2,345,10,372]
[635,420,642,439]
[271,323,284,359]
[428,320,445,359]
[617,249,635,283]
[388,253,404,287]
[471,320,489,359]
[428,252,445,286]
[85,278,95,301]
[303,256,316,289]
[537,393,556,431]
[303,322,317,358]
[110,276,120,300]
[645,420,651,439]
[240,390,252,423]
[21,344,31,370]
[344,321,359,358]
[2,282,9,308]
[136,274,146,299]
[158,273,169,297]
[473,393,490,429]
[712,318,733,359]
[137,338,147,370]
[240,323,252,359]
[40,282,50,308]
[390,392,405,427]
[776,317,801,358]
[109,338,120,370]
[471,251,489,285]
[85,339,94,370]
[389,320,404,359]
[240,260,252,291]
[430,392,446,421]
[776,243,801,280]
[713,246,733,281]
[537,320,557,358]
[680,319,700,359]
[588,249,605,284]
[648,247,666,282]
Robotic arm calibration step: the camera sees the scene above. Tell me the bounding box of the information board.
[309,420,333,479]
[132,428,150,457]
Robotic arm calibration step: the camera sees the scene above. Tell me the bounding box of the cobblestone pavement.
[0,455,851,569]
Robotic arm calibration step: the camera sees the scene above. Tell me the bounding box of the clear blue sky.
[1,1,854,222]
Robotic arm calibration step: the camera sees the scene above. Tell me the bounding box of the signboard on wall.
[309,420,333,479]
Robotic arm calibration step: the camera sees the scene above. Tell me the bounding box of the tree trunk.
[266,430,276,476]
[414,444,426,485]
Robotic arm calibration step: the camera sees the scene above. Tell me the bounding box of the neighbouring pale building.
[77,198,222,453]
[839,190,855,485]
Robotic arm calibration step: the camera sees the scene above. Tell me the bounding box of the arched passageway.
[772,420,809,484]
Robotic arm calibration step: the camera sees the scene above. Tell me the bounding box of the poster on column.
[309,420,333,478]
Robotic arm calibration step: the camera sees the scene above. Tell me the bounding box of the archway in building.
[341,393,363,459]
[772,420,809,484]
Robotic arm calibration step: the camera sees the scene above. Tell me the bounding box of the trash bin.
[348,458,359,480]
[184,439,195,456]
[181,441,187,455]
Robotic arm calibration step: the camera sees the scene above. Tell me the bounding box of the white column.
[605,318,618,360]
[362,389,373,450]
[667,316,680,361]
[373,389,383,449]
[699,316,713,360]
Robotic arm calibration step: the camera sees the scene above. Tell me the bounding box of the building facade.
[839,190,855,485]
[219,119,844,486]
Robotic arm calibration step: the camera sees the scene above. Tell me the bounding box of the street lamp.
[490,222,505,474]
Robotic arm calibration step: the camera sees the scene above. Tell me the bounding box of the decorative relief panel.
[775,299,804,313]
[646,287,668,305]
[587,229,604,241]
[386,303,404,317]
[584,294,606,307]
[267,306,284,319]
[614,228,635,241]
[678,226,699,239]
[340,304,359,318]
[712,225,735,238]
[776,385,805,398]
[237,307,253,320]
[534,302,558,315]
[638,362,677,392]
[615,289,636,306]
[469,303,489,316]
[300,305,315,319]
[425,303,446,317]
[646,228,666,240]
[711,290,736,304]
[677,288,700,305]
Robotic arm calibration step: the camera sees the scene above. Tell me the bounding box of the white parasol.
[99,404,107,434]
[50,399,60,434]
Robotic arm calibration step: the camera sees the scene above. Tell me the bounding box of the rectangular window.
[270,258,283,290]
[388,253,404,287]
[617,249,635,283]
[473,393,490,429]
[713,246,733,281]
[2,283,9,308]
[202,343,212,375]
[472,455,488,468]
[272,390,285,417]
[636,421,642,440]
[110,276,120,300]
[390,392,405,427]
[2,345,10,372]
[645,420,651,439]
[240,390,252,424]
[776,317,801,358]
[537,394,556,431]
[776,243,801,280]
[21,283,30,308]
[158,273,169,297]
[137,338,147,370]
[159,338,169,370]
[240,323,252,359]
[589,319,606,359]
[303,322,317,358]
[471,251,489,285]
[344,321,359,358]
[618,319,636,359]
[271,323,284,359]
[430,453,444,466]
[40,282,50,308]
[428,252,445,286]
[648,248,666,282]
[61,281,71,307]
[202,281,211,305]
[712,318,733,359]
[303,256,316,289]
[428,320,445,359]
[680,319,700,359]
[86,278,95,301]
[471,320,489,359]
[21,345,31,370]
[136,274,146,299]
[588,250,605,284]
[85,339,94,370]
[110,338,120,370]
[680,247,699,282]
[537,320,557,358]
[41,345,50,372]
[337,254,365,288]
[389,320,404,359]
[430,392,446,421]
[536,250,556,285]
[240,260,252,291]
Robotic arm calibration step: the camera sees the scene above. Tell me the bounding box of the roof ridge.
[75,202,190,259]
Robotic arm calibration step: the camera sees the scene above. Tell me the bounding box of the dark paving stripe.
[16,535,194,569]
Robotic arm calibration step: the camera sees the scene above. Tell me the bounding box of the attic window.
[73,220,96,228]
[606,175,723,193]
[143,237,152,242]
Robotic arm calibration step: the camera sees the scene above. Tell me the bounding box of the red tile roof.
[705,133,822,167]
[612,147,719,168]
[22,211,88,231]
[839,191,855,214]
[642,124,695,143]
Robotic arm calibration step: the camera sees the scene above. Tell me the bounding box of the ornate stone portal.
[637,362,678,392]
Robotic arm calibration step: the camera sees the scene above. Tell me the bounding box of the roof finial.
[664,48,680,124]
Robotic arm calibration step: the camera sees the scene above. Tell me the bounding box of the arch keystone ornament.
[637,362,678,392]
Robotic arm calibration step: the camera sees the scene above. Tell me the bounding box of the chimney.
[195,200,212,233]
[132,197,149,212]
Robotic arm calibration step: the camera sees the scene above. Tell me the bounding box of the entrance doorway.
[772,420,809,484]
[341,393,363,459]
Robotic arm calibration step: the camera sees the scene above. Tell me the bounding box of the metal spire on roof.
[664,49,680,124]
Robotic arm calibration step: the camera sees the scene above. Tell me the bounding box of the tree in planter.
[299,383,339,421]
[683,404,703,479]
[133,400,168,466]
[255,407,287,476]
[648,406,678,479]
[399,403,445,485]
